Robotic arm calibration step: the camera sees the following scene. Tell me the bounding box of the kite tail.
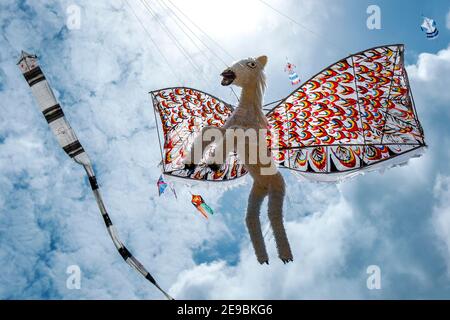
[18,51,173,300]
[83,165,174,300]
[200,203,214,216]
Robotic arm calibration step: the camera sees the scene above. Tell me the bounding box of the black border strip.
[264,44,405,116]
[43,104,65,124]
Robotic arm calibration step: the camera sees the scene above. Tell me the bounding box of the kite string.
[166,0,236,62]
[139,0,203,77]
[256,0,347,55]
[128,0,339,109]
[123,0,183,85]
[129,0,240,105]
[230,87,240,103]
[154,0,226,71]
[153,0,237,102]
[160,0,303,107]
[140,0,221,93]
[162,0,241,103]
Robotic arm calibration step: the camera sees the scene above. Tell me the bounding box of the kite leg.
[267,173,293,264]
[246,181,269,264]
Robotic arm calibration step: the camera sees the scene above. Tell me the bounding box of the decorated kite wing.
[151,87,248,181]
[266,44,426,181]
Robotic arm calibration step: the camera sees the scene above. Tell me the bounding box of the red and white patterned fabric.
[152,87,248,181]
[152,45,426,182]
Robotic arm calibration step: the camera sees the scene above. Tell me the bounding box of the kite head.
[221,55,268,88]
[17,51,39,73]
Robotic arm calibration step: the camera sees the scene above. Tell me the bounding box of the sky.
[0,0,450,299]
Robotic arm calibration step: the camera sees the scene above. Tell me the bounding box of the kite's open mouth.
[221,69,236,86]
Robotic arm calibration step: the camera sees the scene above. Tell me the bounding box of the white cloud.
[432,175,450,275]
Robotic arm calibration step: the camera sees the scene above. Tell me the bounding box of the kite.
[18,51,173,300]
[151,44,425,183]
[18,43,426,296]
[191,194,214,219]
[285,60,301,85]
[157,174,177,198]
[421,16,439,40]
[157,175,168,196]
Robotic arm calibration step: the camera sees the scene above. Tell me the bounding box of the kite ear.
[256,55,268,68]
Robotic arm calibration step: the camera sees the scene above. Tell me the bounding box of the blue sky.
[1,0,450,299]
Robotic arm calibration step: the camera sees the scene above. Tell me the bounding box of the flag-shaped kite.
[157,175,168,196]
[151,45,426,183]
[157,175,177,198]
[191,195,214,219]
[285,60,301,85]
[421,16,439,40]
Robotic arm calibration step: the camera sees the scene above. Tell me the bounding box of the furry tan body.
[185,56,293,264]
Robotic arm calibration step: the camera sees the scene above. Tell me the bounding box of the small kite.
[157,175,168,196]
[157,175,177,199]
[285,60,301,85]
[421,16,439,40]
[191,194,214,219]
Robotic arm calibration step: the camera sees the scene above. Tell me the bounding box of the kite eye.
[247,61,257,69]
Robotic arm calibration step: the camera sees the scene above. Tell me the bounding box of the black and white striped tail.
[84,169,173,300]
[18,51,173,300]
